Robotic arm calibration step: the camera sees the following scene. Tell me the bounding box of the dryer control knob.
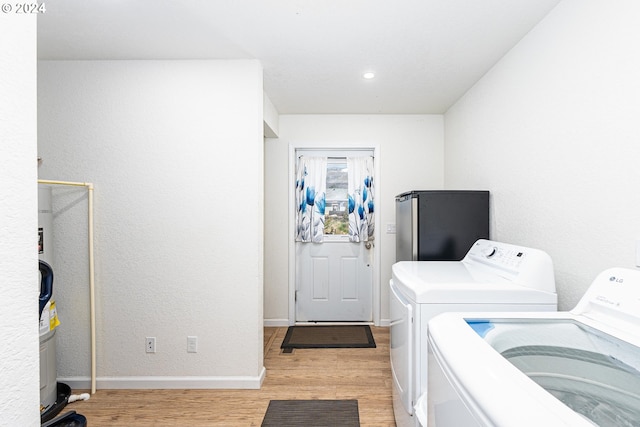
[483,247,497,258]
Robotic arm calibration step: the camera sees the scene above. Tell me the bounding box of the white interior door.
[294,150,375,322]
[296,240,373,322]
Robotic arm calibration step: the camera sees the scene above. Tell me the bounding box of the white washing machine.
[423,267,640,427]
[390,239,558,427]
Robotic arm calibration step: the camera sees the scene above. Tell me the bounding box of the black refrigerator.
[395,190,489,261]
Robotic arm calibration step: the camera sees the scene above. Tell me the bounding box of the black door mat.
[280,325,376,350]
[261,399,360,427]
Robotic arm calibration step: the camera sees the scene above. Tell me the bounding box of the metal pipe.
[38,179,92,188]
[87,183,95,394]
[38,179,97,394]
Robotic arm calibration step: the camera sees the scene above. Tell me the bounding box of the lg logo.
[609,276,624,283]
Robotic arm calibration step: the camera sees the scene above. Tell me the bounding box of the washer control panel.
[573,267,640,325]
[467,240,529,271]
[464,239,556,294]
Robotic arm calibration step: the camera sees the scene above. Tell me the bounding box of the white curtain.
[347,156,374,242]
[295,156,327,243]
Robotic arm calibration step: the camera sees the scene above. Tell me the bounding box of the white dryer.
[424,267,640,427]
[390,239,558,427]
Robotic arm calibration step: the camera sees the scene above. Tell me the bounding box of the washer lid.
[391,261,557,304]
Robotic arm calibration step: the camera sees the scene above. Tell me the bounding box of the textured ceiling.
[37,0,562,114]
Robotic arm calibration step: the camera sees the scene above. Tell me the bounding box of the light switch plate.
[187,336,198,353]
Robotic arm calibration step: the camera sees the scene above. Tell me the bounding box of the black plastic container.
[41,410,87,427]
[40,382,71,424]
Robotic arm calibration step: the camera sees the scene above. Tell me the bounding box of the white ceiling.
[37,0,562,114]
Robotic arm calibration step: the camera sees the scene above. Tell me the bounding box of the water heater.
[38,185,54,265]
[38,185,58,414]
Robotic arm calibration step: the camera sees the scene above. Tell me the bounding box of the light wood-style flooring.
[66,326,396,426]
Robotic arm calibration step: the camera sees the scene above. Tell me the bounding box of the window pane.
[325,159,348,235]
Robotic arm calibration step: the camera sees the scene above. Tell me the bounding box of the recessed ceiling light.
[363,72,375,79]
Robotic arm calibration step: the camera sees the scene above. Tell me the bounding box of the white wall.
[263,92,279,138]
[38,60,265,388]
[445,0,640,309]
[264,115,444,324]
[0,13,40,426]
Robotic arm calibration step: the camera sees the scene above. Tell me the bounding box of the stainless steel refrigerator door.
[395,195,418,262]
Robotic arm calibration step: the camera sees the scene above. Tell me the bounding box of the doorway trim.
[287,144,381,326]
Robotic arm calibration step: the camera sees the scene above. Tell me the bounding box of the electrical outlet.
[187,336,198,353]
[146,337,156,353]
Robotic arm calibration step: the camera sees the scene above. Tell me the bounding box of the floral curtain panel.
[295,156,327,243]
[347,156,375,242]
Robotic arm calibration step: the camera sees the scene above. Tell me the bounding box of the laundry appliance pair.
[390,239,558,427]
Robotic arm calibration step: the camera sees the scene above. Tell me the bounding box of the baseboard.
[263,318,290,327]
[264,319,390,327]
[59,367,266,391]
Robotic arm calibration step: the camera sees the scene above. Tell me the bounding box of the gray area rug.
[261,399,360,427]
